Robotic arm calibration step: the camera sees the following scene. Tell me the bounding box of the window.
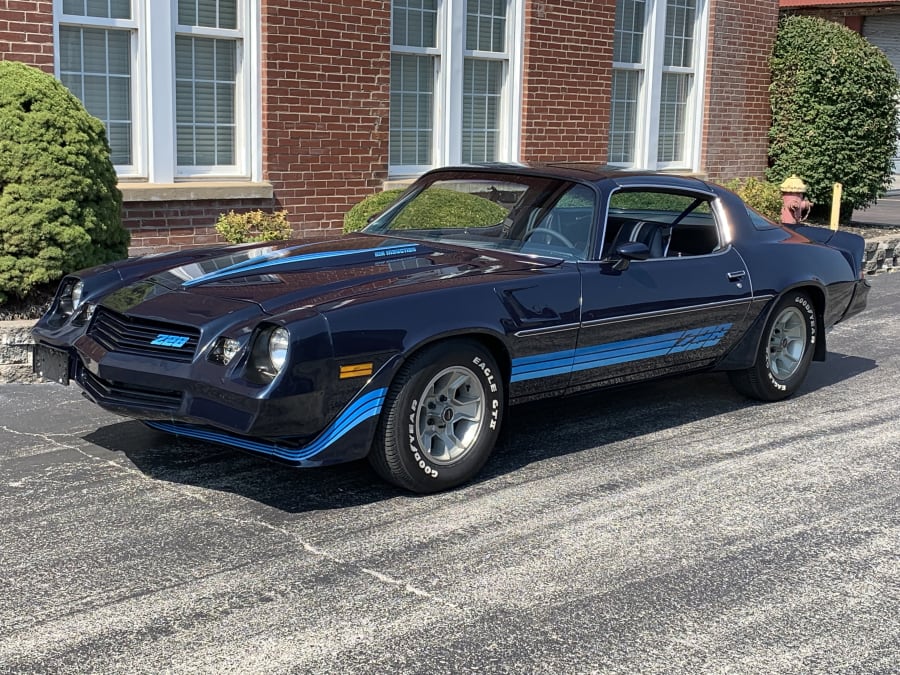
[367,171,594,261]
[58,1,134,169]
[609,0,707,170]
[55,0,259,182]
[604,189,719,258]
[390,0,523,176]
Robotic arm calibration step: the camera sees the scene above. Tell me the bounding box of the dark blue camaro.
[32,165,869,492]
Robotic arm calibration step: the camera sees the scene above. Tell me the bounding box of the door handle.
[727,270,746,282]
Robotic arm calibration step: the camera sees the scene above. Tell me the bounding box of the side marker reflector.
[340,363,374,379]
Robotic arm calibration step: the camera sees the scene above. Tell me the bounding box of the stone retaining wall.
[2,237,897,384]
[864,237,898,275]
[0,321,39,383]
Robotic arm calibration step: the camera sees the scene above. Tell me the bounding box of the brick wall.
[123,198,277,256]
[701,0,779,180]
[0,1,53,69]
[262,0,392,239]
[520,1,616,163]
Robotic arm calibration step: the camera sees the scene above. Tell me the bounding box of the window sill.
[119,181,274,203]
[382,178,417,191]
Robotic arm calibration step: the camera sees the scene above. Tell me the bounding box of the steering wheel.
[524,227,575,249]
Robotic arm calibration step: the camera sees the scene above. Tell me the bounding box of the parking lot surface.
[1,273,898,674]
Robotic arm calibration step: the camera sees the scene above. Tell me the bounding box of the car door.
[568,185,754,394]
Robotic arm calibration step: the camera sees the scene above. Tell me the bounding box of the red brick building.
[0,1,778,254]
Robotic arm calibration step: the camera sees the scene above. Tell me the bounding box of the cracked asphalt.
[1,273,899,674]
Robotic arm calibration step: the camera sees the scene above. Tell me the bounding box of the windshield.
[364,171,597,261]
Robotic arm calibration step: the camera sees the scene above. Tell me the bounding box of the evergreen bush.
[768,15,900,214]
[0,61,128,305]
[344,188,508,233]
[344,189,405,233]
[390,188,508,229]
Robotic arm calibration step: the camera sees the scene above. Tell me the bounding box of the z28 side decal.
[511,324,733,383]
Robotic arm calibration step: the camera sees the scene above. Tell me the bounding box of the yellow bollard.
[830,183,843,230]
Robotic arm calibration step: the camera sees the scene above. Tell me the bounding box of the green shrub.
[0,61,128,305]
[215,209,292,243]
[610,191,708,213]
[344,189,405,233]
[768,15,900,214]
[390,188,508,229]
[344,188,508,233]
[722,177,783,222]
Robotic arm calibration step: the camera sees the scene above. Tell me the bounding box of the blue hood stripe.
[182,245,421,288]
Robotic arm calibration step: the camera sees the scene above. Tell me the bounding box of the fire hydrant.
[780,175,813,224]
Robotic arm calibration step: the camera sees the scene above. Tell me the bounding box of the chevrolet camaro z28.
[32,165,869,493]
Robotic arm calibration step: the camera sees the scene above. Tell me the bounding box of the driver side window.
[604,190,721,259]
[527,184,597,259]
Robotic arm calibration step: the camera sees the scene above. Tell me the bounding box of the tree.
[768,15,900,216]
[0,61,129,305]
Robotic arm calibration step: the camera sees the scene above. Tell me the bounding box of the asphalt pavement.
[853,191,900,227]
[1,274,899,674]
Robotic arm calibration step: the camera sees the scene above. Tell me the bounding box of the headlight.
[268,327,290,373]
[70,281,84,311]
[57,278,84,317]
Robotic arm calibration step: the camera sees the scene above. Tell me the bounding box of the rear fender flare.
[717,283,827,370]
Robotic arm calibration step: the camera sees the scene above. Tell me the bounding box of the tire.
[369,340,504,493]
[729,291,817,401]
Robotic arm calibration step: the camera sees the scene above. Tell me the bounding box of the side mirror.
[611,242,650,271]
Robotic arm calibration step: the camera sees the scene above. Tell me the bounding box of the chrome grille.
[88,307,200,363]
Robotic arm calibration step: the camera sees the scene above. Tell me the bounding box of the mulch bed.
[0,284,54,322]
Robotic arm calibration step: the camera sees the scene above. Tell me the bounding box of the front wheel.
[369,340,504,493]
[729,291,817,401]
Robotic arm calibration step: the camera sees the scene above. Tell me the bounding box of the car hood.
[109,234,562,318]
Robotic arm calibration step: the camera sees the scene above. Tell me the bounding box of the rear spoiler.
[792,225,866,278]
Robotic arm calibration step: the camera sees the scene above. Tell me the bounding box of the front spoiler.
[145,387,386,466]
[32,337,389,467]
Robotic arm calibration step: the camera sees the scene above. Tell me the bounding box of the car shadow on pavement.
[797,351,877,395]
[83,351,876,513]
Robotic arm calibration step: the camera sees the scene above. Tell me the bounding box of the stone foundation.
[863,237,899,275]
[0,320,39,383]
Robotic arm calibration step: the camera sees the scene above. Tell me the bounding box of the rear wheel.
[369,340,504,493]
[729,291,817,401]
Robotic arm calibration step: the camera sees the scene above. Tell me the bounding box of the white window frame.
[53,0,262,183]
[390,0,524,177]
[610,0,708,172]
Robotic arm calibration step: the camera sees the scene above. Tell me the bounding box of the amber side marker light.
[340,363,374,379]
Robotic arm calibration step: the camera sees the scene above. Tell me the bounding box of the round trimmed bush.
[390,188,508,229]
[0,61,129,305]
[344,189,405,233]
[768,15,900,215]
[345,187,508,233]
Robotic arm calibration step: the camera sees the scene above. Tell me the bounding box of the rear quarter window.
[746,206,780,231]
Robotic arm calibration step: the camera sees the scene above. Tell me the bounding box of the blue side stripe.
[182,245,420,287]
[511,323,732,383]
[145,387,387,463]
